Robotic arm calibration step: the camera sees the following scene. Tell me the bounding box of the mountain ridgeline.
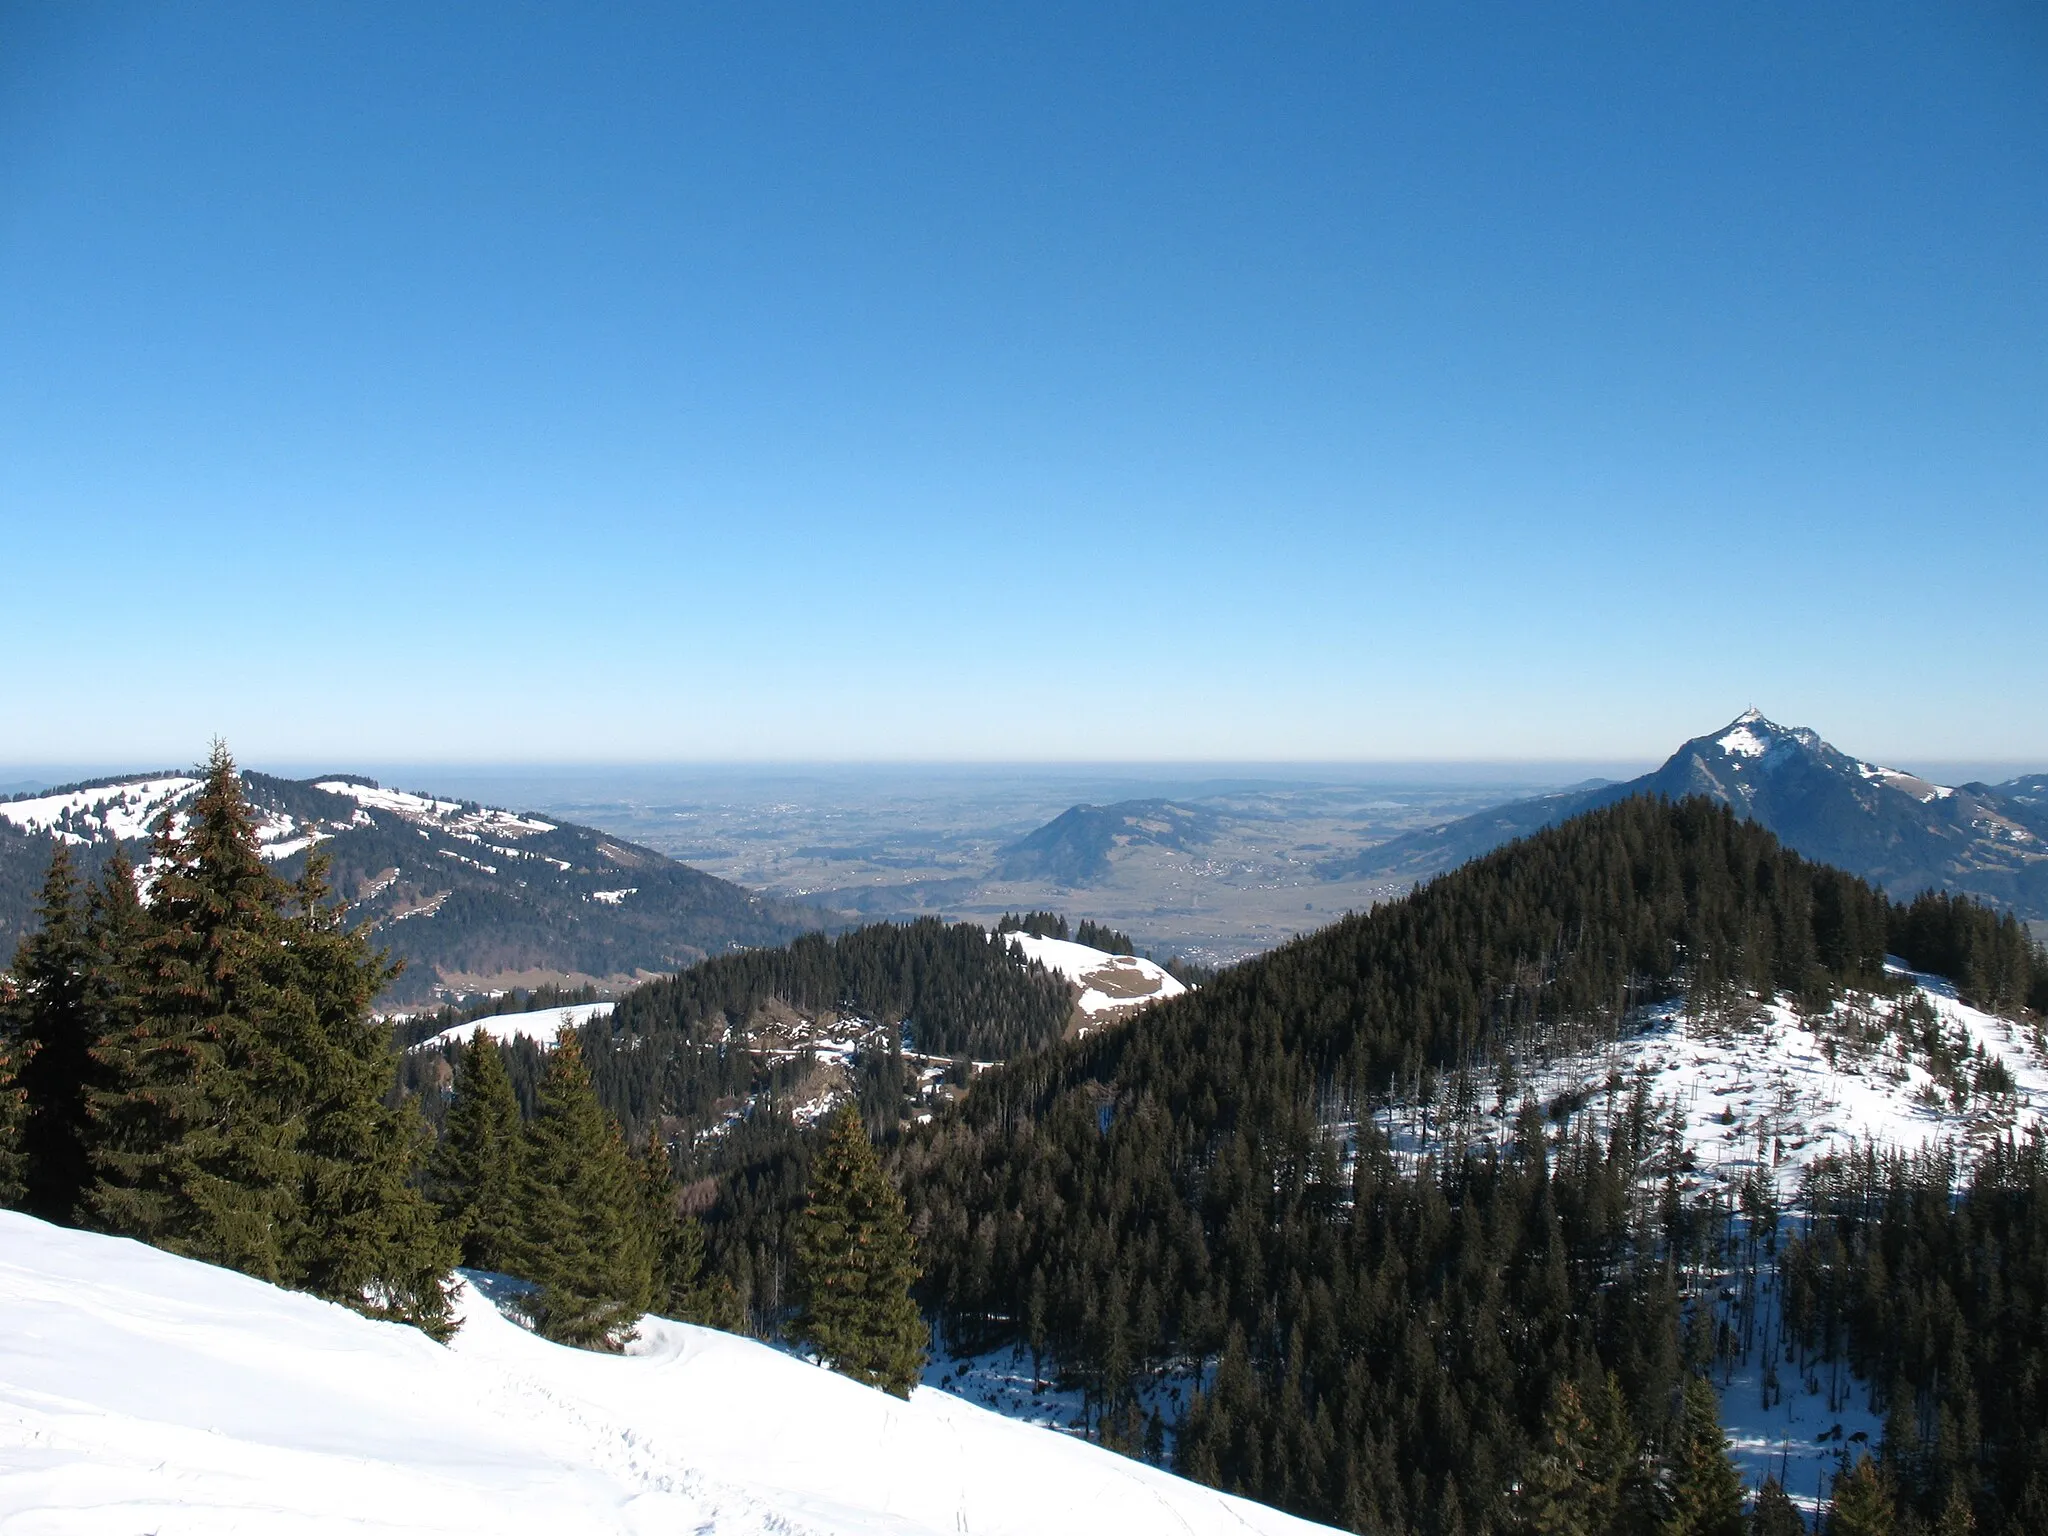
[0,772,824,1000]
[1322,711,2048,919]
[901,795,2048,1533]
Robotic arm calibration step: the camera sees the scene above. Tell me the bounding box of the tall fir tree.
[87,743,454,1333]
[425,1027,525,1272]
[1751,1476,1805,1536]
[280,853,456,1336]
[792,1101,928,1398]
[1827,1456,1895,1536]
[1512,1379,1600,1536]
[1666,1376,1745,1536]
[513,1026,655,1349]
[0,976,24,1207]
[5,846,99,1223]
[90,743,305,1278]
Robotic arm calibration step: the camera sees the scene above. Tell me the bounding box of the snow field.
[1000,932,1186,1027]
[413,1002,617,1053]
[313,780,557,836]
[0,778,198,844]
[0,1213,1339,1536]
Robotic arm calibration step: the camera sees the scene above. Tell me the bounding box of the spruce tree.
[90,744,304,1278]
[792,1101,928,1398]
[1752,1477,1804,1536]
[513,1026,655,1349]
[0,980,25,1208]
[1667,1376,1745,1536]
[1827,1456,1895,1536]
[425,1028,525,1272]
[281,853,456,1336]
[6,846,99,1223]
[1513,1379,1599,1536]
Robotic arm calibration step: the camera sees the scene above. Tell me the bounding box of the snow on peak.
[1715,723,1772,759]
[1002,931,1186,1030]
[0,1211,1337,1536]
[1711,708,1797,759]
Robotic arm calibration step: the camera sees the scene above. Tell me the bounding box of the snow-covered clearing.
[1001,932,1185,1029]
[1367,967,2047,1203]
[313,780,556,836]
[413,1002,616,1053]
[0,777,197,843]
[0,1214,1337,1536]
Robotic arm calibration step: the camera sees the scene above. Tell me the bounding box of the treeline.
[995,910,1138,956]
[898,797,1993,1531]
[1887,889,2047,1017]
[1783,1136,2048,1533]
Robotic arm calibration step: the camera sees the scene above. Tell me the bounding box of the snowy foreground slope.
[0,1214,1337,1536]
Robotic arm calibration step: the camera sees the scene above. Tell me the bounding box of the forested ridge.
[898,796,2048,1534]
[12,775,2048,1534]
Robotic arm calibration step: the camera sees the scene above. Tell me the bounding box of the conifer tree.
[281,853,456,1336]
[1932,1486,1975,1536]
[513,1026,655,1349]
[0,978,24,1208]
[1513,1381,1592,1536]
[1751,1476,1804,1536]
[1513,1380,1614,1536]
[88,744,454,1333]
[792,1101,928,1398]
[636,1131,745,1331]
[5,846,99,1223]
[1667,1376,1745,1536]
[90,743,304,1278]
[1826,1456,1895,1536]
[425,1028,524,1272]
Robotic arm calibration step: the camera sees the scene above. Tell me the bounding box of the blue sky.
[3,3,2044,765]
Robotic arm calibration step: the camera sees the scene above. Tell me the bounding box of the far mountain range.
[3,711,2041,998]
[0,773,822,1001]
[1312,709,2048,915]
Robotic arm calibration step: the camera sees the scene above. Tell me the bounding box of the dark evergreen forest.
[894,798,2046,1534]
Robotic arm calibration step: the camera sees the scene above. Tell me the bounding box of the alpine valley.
[4,719,2048,1536]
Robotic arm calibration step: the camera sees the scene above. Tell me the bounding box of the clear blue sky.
[3,3,2044,766]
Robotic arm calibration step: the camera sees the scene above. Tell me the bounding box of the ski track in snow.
[0,1215,1338,1536]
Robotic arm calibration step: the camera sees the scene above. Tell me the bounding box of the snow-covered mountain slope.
[1325,710,2048,915]
[0,770,823,1001]
[411,1001,617,1053]
[1002,930,1186,1033]
[1369,967,2047,1202]
[0,1214,1337,1536]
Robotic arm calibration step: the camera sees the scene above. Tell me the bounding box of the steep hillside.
[903,796,2048,1532]
[0,1212,1337,1536]
[1322,710,2048,914]
[0,771,824,1000]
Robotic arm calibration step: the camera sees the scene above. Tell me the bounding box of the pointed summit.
[1324,712,2048,916]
